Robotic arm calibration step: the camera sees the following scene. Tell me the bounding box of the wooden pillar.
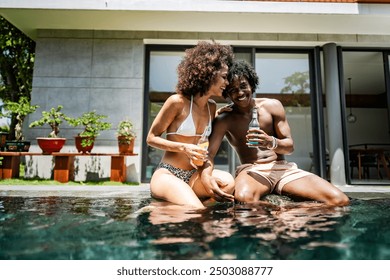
[54,155,75,183]
[1,154,20,179]
[110,155,126,182]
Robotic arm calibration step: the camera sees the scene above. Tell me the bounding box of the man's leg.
[281,174,350,206]
[234,170,272,202]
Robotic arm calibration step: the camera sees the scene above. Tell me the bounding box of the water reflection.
[144,201,203,225]
[1,195,390,260]
[143,197,349,245]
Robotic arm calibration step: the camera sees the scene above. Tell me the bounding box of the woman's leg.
[150,168,205,209]
[192,169,235,200]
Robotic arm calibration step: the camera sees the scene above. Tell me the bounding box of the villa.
[0,0,389,187]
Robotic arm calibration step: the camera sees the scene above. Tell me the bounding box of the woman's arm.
[146,95,184,152]
[146,95,205,160]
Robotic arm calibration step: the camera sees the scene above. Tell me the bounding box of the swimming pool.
[1,191,389,260]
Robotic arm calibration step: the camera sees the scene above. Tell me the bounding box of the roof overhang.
[1,0,390,40]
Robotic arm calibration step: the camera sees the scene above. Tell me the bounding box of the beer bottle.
[248,107,260,147]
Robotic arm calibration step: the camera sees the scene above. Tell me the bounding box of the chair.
[349,150,382,179]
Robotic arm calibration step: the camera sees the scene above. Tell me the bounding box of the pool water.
[1,194,390,260]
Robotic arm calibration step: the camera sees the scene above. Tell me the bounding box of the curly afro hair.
[176,41,234,98]
[223,60,259,98]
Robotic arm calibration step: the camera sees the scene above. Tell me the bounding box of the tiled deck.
[1,183,390,199]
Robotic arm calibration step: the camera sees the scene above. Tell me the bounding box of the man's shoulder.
[214,108,238,124]
[256,97,282,108]
[215,111,233,121]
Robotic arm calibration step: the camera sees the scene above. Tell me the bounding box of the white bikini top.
[167,95,212,137]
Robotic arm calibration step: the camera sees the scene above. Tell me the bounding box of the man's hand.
[246,128,274,149]
[201,173,234,202]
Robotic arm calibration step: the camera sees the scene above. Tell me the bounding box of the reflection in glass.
[255,53,310,95]
[255,52,312,171]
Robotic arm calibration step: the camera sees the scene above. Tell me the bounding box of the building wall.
[25,30,144,182]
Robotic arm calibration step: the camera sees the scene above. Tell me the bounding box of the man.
[201,60,349,206]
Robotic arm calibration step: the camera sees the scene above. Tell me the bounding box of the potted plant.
[1,97,39,152]
[29,105,69,154]
[67,110,112,153]
[116,119,136,154]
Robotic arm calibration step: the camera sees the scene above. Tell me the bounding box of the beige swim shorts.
[235,160,311,194]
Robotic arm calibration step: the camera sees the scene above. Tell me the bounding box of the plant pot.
[5,140,31,152]
[75,135,95,154]
[0,132,9,151]
[117,136,134,154]
[37,137,66,154]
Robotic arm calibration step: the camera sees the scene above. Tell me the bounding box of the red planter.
[117,136,134,154]
[36,137,66,154]
[75,135,95,154]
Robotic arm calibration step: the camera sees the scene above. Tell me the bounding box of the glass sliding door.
[343,51,390,184]
[142,47,321,182]
[142,46,237,182]
[143,49,185,181]
[255,52,314,172]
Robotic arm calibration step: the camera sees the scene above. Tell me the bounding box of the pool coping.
[0,184,151,198]
[1,183,390,199]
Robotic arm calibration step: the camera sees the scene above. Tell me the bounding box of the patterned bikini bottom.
[157,162,197,184]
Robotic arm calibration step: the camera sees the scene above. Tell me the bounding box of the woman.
[146,41,235,208]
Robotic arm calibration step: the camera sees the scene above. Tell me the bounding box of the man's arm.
[267,98,295,155]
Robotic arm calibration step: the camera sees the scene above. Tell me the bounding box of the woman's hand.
[215,103,233,116]
[182,143,208,165]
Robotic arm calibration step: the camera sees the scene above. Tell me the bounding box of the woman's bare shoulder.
[207,98,217,114]
[207,98,216,105]
[164,94,187,108]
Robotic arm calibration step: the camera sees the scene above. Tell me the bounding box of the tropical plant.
[29,105,69,138]
[67,110,112,147]
[280,71,310,94]
[0,97,39,140]
[0,17,36,139]
[116,119,136,144]
[0,124,9,133]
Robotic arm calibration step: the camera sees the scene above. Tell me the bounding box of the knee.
[234,186,258,203]
[214,171,235,195]
[327,191,350,207]
[224,175,235,195]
